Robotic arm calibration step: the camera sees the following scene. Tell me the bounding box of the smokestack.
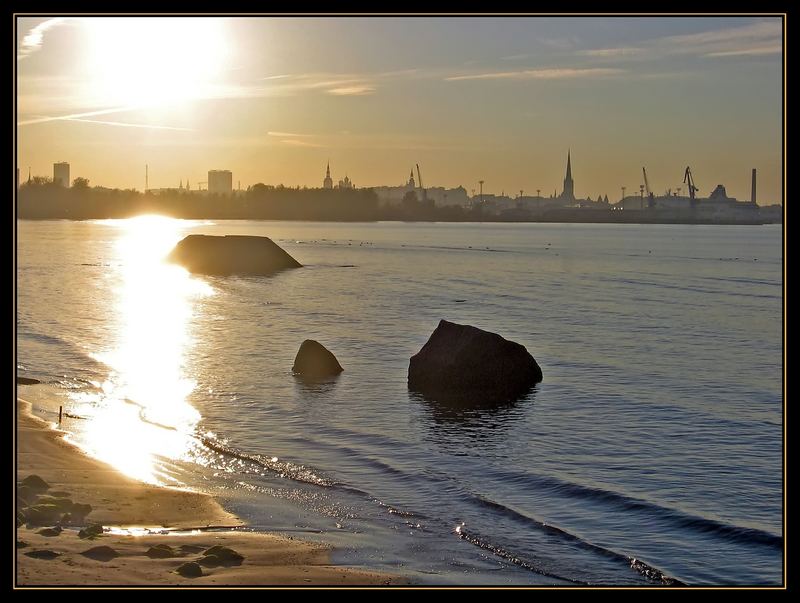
[751,168,757,205]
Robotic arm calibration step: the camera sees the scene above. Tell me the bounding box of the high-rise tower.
[561,151,574,201]
[324,162,333,189]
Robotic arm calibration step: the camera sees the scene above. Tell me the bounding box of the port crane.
[683,167,699,208]
[642,167,655,209]
[415,164,427,202]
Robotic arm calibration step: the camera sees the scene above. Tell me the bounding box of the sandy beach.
[16,396,404,587]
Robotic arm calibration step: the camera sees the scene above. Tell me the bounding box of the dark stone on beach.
[17,376,41,385]
[202,545,244,566]
[167,234,302,276]
[292,340,343,377]
[16,540,29,549]
[179,544,206,554]
[70,502,92,518]
[36,526,63,537]
[23,504,63,526]
[197,554,223,567]
[20,474,50,493]
[78,523,104,539]
[35,495,74,513]
[81,545,119,561]
[24,549,61,560]
[146,544,177,559]
[408,320,542,403]
[176,561,204,578]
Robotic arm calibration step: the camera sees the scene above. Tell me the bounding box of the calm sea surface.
[16,218,783,586]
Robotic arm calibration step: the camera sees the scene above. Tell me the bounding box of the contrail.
[18,106,142,127]
[64,118,193,131]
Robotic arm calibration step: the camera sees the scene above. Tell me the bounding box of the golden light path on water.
[76,216,214,484]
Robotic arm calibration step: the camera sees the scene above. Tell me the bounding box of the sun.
[82,17,231,108]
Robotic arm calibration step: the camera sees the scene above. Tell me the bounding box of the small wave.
[539,479,782,550]
[455,525,586,584]
[483,470,782,550]
[199,436,333,487]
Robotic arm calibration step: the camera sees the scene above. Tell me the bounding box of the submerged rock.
[292,340,343,377]
[408,320,542,403]
[167,234,302,276]
[17,376,41,385]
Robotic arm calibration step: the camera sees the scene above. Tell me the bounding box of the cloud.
[705,45,782,58]
[577,20,782,62]
[577,47,645,58]
[279,139,322,147]
[501,54,531,61]
[445,68,625,81]
[326,85,376,96]
[18,18,69,60]
[267,131,313,137]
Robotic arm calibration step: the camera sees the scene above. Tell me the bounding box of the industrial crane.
[642,167,655,209]
[683,167,699,207]
[416,163,427,202]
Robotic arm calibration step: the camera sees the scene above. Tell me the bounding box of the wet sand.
[16,397,404,586]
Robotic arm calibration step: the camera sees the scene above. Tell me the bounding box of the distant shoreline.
[15,215,781,226]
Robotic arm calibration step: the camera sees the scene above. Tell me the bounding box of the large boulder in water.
[408,320,542,402]
[292,340,343,377]
[167,235,301,276]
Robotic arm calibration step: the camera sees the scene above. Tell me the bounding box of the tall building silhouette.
[53,162,70,187]
[208,170,232,195]
[324,162,333,189]
[560,151,574,201]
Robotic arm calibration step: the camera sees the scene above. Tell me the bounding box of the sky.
[16,16,783,203]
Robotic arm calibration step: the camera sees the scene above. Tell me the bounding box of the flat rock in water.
[292,340,343,377]
[167,235,302,276]
[408,319,542,403]
[17,376,41,385]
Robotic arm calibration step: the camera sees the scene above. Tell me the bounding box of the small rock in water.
[36,526,63,537]
[16,540,29,549]
[292,339,343,378]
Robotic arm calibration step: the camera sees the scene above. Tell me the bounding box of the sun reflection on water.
[80,216,213,484]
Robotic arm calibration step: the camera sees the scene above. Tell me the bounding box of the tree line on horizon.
[16,178,493,222]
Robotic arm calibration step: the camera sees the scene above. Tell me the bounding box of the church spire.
[561,150,575,201]
[326,161,331,178]
[566,150,572,182]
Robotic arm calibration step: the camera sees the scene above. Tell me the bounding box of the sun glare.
[80,216,214,484]
[82,17,230,108]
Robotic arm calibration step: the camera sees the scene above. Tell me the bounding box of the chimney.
[751,169,757,204]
